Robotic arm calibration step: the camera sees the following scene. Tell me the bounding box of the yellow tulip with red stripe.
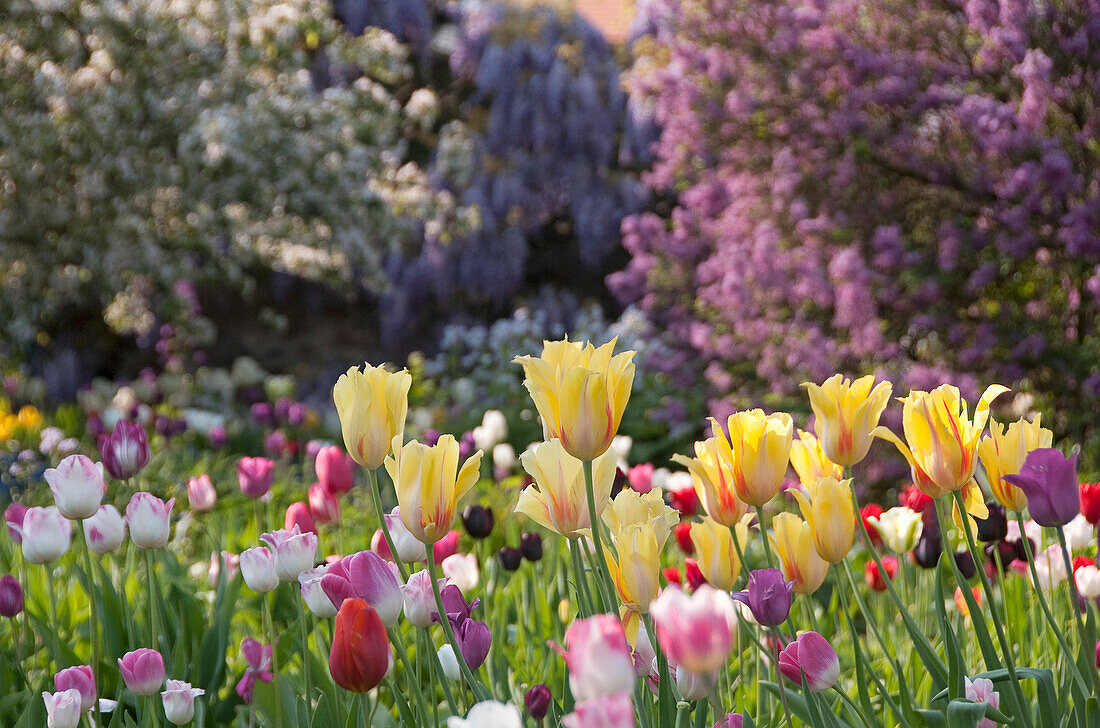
[789,429,843,492]
[689,517,747,591]
[976,415,1053,512]
[707,410,793,507]
[385,434,483,545]
[803,374,892,466]
[514,338,635,461]
[516,439,616,538]
[773,512,828,595]
[792,476,855,564]
[671,436,747,526]
[333,364,412,469]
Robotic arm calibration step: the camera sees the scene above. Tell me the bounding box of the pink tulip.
[236,638,273,704]
[118,649,165,696]
[316,446,355,495]
[83,505,126,554]
[400,570,439,628]
[713,713,745,728]
[208,551,240,588]
[284,502,316,534]
[13,506,71,564]
[321,550,403,627]
[125,493,174,549]
[99,420,150,480]
[442,553,479,594]
[237,457,275,499]
[260,526,318,581]
[556,614,635,702]
[42,689,83,728]
[187,474,217,512]
[561,691,634,728]
[778,631,840,691]
[45,454,106,520]
[308,483,340,524]
[240,547,279,593]
[4,502,27,543]
[965,677,1000,728]
[628,463,655,494]
[433,530,460,563]
[54,665,96,713]
[649,585,737,673]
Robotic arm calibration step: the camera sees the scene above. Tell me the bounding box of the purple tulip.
[250,402,276,427]
[321,551,402,626]
[207,426,227,449]
[778,631,840,691]
[235,638,273,705]
[54,666,96,713]
[525,684,552,720]
[431,583,491,669]
[4,503,27,543]
[0,575,24,617]
[732,568,794,627]
[713,713,745,728]
[99,420,150,480]
[1003,448,1081,527]
[237,457,275,499]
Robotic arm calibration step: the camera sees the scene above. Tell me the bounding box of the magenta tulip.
[118,649,165,696]
[284,502,316,533]
[778,631,840,691]
[316,446,355,495]
[321,550,402,626]
[557,614,635,702]
[99,420,150,480]
[54,666,96,713]
[187,474,217,512]
[308,483,340,524]
[236,457,275,499]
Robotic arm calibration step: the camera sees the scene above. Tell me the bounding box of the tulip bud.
[714,713,745,728]
[954,551,977,580]
[54,666,96,713]
[284,502,316,534]
[859,504,883,547]
[1081,483,1100,525]
[125,493,174,549]
[333,364,411,469]
[83,505,126,554]
[187,474,217,512]
[400,570,438,628]
[684,558,707,591]
[443,553,479,594]
[45,454,106,520]
[118,649,166,696]
[0,575,24,617]
[911,532,942,569]
[525,684,552,721]
[674,522,694,555]
[778,631,840,691]
[14,506,71,564]
[308,483,340,524]
[315,446,354,495]
[520,532,543,562]
[461,504,494,539]
[330,599,391,692]
[667,473,700,517]
[260,527,318,581]
[161,680,204,725]
[43,689,83,728]
[561,691,635,728]
[438,644,461,681]
[236,457,275,499]
[498,546,522,571]
[99,420,151,480]
[240,547,279,593]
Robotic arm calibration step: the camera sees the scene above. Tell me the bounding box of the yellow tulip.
[604,522,663,642]
[385,434,483,545]
[602,489,679,547]
[977,416,1053,511]
[874,384,1008,499]
[16,405,42,430]
[514,338,636,461]
[516,439,616,538]
[689,517,745,591]
[789,429,843,491]
[707,410,793,507]
[773,512,829,594]
[333,364,412,469]
[671,436,747,526]
[792,476,855,564]
[803,374,893,466]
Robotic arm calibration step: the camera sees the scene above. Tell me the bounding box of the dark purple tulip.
[456,617,492,669]
[1003,449,1081,527]
[912,532,942,569]
[520,532,543,562]
[461,504,494,539]
[85,413,105,441]
[954,551,977,580]
[498,546,523,571]
[99,420,151,480]
[975,502,1008,542]
[733,568,793,626]
[525,683,552,720]
[0,575,23,617]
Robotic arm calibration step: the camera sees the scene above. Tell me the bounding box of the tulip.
[493,443,517,479]
[434,530,461,563]
[125,493,174,549]
[45,454,106,520]
[803,374,892,466]
[99,420,151,480]
[329,598,392,692]
[689,517,745,591]
[0,575,23,617]
[557,614,635,701]
[161,680,204,725]
[1076,564,1100,599]
[299,565,339,617]
[672,436,746,526]
[321,550,403,626]
[83,505,126,554]
[1003,449,1081,527]
[316,445,355,494]
[778,631,840,691]
[461,504,495,539]
[284,502,316,534]
[236,457,275,499]
[668,472,701,517]
[684,558,707,591]
[118,649,165,695]
[514,338,636,461]
[631,623,658,680]
[977,415,1053,511]
[964,677,1000,728]
[447,701,523,728]
[13,506,71,564]
[867,506,924,554]
[443,553,479,593]
[235,638,273,704]
[4,502,27,543]
[54,666,96,713]
[517,439,616,538]
[974,502,1008,542]
[525,684,552,720]
[859,504,883,547]
[912,531,943,569]
[773,512,828,595]
[732,569,793,627]
[1063,514,1093,552]
[705,410,794,507]
[308,482,340,524]
[240,547,279,593]
[628,463,655,493]
[875,384,1007,499]
[1081,482,1100,525]
[43,689,83,728]
[187,474,217,512]
[561,691,635,728]
[260,526,318,581]
[674,521,695,554]
[208,551,240,587]
[649,585,737,673]
[604,522,664,636]
[675,665,720,700]
[520,532,543,562]
[401,570,441,627]
[865,555,899,592]
[333,363,412,470]
[789,429,843,490]
[454,614,492,669]
[386,434,483,545]
[792,476,855,564]
[438,644,461,680]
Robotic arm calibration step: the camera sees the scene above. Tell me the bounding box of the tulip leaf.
[945,698,987,728]
[916,709,947,728]
[933,560,965,701]
[760,681,855,728]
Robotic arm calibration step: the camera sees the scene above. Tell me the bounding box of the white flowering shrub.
[0,0,459,348]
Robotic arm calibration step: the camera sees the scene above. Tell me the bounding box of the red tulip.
[674,522,695,555]
[329,598,391,692]
[1080,482,1100,525]
[684,558,707,591]
[864,555,898,592]
[859,504,883,547]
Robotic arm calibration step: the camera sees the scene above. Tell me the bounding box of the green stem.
[368,468,408,581]
[296,596,313,707]
[581,459,617,612]
[675,701,691,728]
[425,544,490,701]
[1055,526,1100,694]
[79,523,101,684]
[45,566,62,666]
[642,612,677,728]
[568,538,595,617]
[359,691,369,728]
[143,550,160,652]
[262,594,283,728]
[771,628,795,728]
[754,505,776,569]
[388,626,434,722]
[728,525,749,590]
